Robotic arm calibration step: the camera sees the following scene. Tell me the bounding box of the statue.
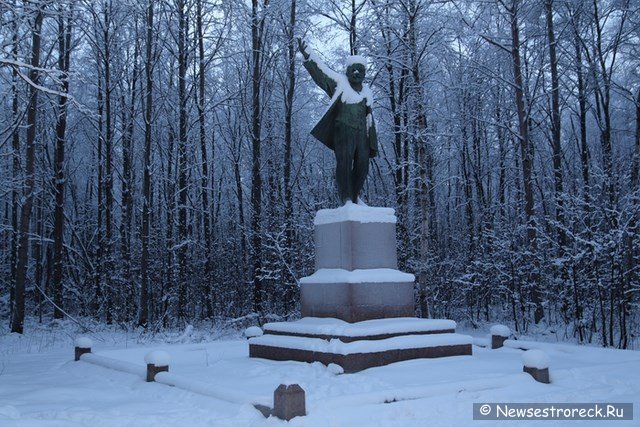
[298,39,378,205]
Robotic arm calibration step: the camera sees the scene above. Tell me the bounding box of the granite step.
[263,317,457,343]
[249,331,473,373]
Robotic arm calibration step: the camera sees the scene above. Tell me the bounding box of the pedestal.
[249,203,472,372]
[300,203,414,322]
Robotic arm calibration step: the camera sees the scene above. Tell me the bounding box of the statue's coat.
[303,59,378,158]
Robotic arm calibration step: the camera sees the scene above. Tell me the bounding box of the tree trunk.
[509,0,543,323]
[282,0,297,312]
[101,1,115,324]
[349,0,357,55]
[176,0,189,322]
[9,1,21,324]
[121,31,138,320]
[196,0,211,256]
[139,0,154,327]
[545,0,565,251]
[251,0,268,316]
[633,88,640,192]
[11,7,44,334]
[52,4,72,320]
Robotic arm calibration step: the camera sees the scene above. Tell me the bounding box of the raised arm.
[298,38,338,98]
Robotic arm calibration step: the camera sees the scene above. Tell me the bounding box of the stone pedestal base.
[249,205,473,371]
[249,317,472,373]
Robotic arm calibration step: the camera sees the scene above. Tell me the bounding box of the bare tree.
[11,4,44,334]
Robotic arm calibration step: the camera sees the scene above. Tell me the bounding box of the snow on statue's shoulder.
[315,202,396,225]
[522,349,550,369]
[145,350,171,367]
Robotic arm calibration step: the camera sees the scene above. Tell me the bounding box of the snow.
[346,55,367,67]
[315,202,396,225]
[74,336,93,348]
[81,353,147,377]
[300,268,414,284]
[154,371,269,406]
[263,317,456,337]
[522,349,550,369]
[490,324,511,337]
[249,333,472,355]
[327,363,344,375]
[144,350,171,366]
[243,326,263,338]
[1,326,640,426]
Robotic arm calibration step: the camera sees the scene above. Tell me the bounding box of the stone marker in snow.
[490,324,510,349]
[145,351,170,382]
[522,349,550,384]
[74,337,93,361]
[273,384,306,421]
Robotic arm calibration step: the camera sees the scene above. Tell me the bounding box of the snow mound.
[490,325,510,337]
[522,349,550,369]
[243,326,263,338]
[145,350,171,367]
[315,202,396,225]
[327,363,344,375]
[75,336,93,348]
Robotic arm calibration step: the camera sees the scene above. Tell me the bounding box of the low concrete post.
[145,351,170,382]
[74,337,93,361]
[522,350,550,384]
[273,384,306,421]
[490,325,510,349]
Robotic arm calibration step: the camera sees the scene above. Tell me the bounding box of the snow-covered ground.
[1,323,638,426]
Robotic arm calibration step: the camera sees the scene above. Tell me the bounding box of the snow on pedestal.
[263,317,456,340]
[314,202,396,225]
[300,268,414,284]
[490,325,510,349]
[522,349,550,384]
[145,350,171,382]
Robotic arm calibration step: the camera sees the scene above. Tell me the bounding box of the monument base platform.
[249,317,472,373]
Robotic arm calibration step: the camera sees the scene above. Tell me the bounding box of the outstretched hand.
[297,37,310,60]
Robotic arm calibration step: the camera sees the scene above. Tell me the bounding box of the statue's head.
[346,55,366,85]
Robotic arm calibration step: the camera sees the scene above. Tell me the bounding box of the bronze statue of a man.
[298,39,378,205]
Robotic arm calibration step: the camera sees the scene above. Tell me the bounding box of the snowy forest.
[0,0,638,349]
